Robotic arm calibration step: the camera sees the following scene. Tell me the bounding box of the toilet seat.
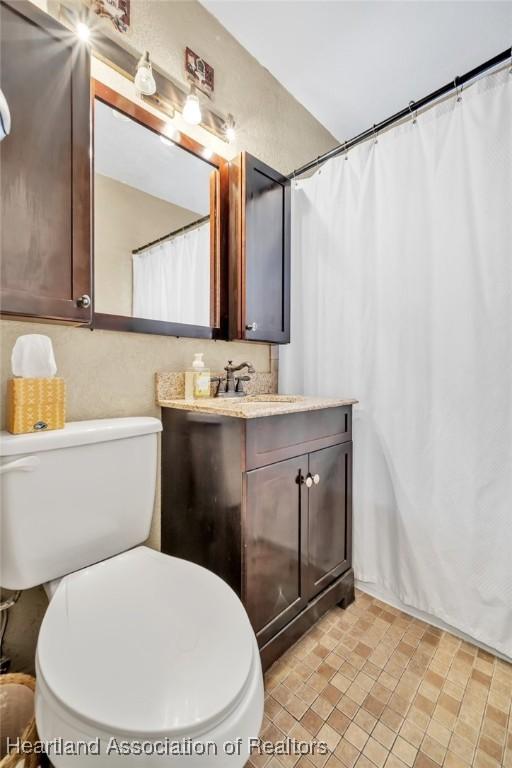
[36,547,255,738]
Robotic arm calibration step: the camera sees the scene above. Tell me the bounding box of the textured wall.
[0,0,335,673]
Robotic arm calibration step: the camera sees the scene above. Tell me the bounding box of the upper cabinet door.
[0,1,91,323]
[229,152,290,343]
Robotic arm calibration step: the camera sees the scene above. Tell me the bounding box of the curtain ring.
[344,141,349,161]
[408,100,417,124]
[454,77,463,103]
[372,124,378,144]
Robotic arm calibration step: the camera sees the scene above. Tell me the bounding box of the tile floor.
[250,591,512,768]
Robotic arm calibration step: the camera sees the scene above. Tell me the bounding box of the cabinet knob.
[245,322,258,332]
[313,473,320,485]
[304,474,313,488]
[76,294,91,309]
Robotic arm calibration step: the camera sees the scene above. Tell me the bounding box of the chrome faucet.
[212,361,255,398]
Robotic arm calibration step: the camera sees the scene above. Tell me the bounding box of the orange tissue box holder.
[6,377,66,434]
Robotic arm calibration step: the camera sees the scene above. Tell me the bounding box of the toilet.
[0,417,263,766]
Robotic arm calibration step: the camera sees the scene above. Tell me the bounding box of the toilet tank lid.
[0,417,162,457]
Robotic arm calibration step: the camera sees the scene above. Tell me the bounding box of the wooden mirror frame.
[92,80,228,339]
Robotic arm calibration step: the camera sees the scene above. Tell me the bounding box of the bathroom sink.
[243,394,304,403]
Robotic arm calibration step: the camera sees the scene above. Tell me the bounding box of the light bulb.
[224,114,236,143]
[183,93,202,126]
[135,51,156,96]
[111,108,130,123]
[76,22,90,42]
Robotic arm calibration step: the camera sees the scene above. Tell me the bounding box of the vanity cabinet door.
[307,442,353,600]
[0,1,91,323]
[229,152,290,344]
[244,456,307,645]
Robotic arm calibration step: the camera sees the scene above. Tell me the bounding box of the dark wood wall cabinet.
[0,0,92,324]
[228,152,291,344]
[161,405,354,669]
[0,2,292,342]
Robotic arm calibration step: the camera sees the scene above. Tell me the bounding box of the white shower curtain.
[280,69,512,658]
[132,220,210,326]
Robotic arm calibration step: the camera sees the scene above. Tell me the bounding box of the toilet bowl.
[35,547,263,766]
[0,418,264,765]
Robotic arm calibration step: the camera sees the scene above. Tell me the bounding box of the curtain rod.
[290,47,512,179]
[132,215,210,255]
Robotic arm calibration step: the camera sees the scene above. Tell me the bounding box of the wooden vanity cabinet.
[161,405,354,668]
[0,0,91,324]
[228,152,291,344]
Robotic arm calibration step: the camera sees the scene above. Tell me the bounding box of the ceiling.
[94,100,211,215]
[201,1,512,142]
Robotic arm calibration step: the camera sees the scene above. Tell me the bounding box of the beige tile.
[332,674,352,694]
[324,684,344,707]
[478,734,504,763]
[347,684,369,706]
[399,720,424,749]
[334,737,361,768]
[301,708,324,737]
[354,708,378,735]
[384,755,408,768]
[419,735,446,766]
[391,736,418,767]
[473,749,501,768]
[355,672,376,693]
[312,695,335,720]
[318,723,342,752]
[355,756,376,768]
[448,733,475,763]
[373,722,396,750]
[412,753,439,768]
[380,708,405,733]
[443,752,470,768]
[274,708,297,734]
[337,696,360,720]
[345,722,370,752]
[362,736,389,768]
[298,683,320,706]
[326,709,351,736]
[286,694,310,720]
[424,719,450,748]
[262,597,510,768]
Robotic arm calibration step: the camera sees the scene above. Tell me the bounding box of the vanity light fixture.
[183,86,202,126]
[224,114,236,143]
[76,21,91,42]
[202,147,214,160]
[134,51,157,96]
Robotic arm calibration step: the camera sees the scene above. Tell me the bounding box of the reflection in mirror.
[94,99,214,327]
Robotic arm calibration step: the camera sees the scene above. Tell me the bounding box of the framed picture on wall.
[91,0,130,33]
[185,47,214,97]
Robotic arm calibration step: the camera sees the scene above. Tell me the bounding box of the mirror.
[93,84,222,335]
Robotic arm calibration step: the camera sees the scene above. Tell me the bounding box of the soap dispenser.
[185,353,210,400]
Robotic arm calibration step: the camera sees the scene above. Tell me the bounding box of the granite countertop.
[157,395,358,419]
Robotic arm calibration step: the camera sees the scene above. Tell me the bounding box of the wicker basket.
[6,378,66,435]
[0,674,48,768]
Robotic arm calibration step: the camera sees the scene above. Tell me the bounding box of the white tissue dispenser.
[7,377,66,434]
[7,335,66,434]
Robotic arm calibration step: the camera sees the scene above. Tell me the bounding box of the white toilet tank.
[0,417,162,591]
